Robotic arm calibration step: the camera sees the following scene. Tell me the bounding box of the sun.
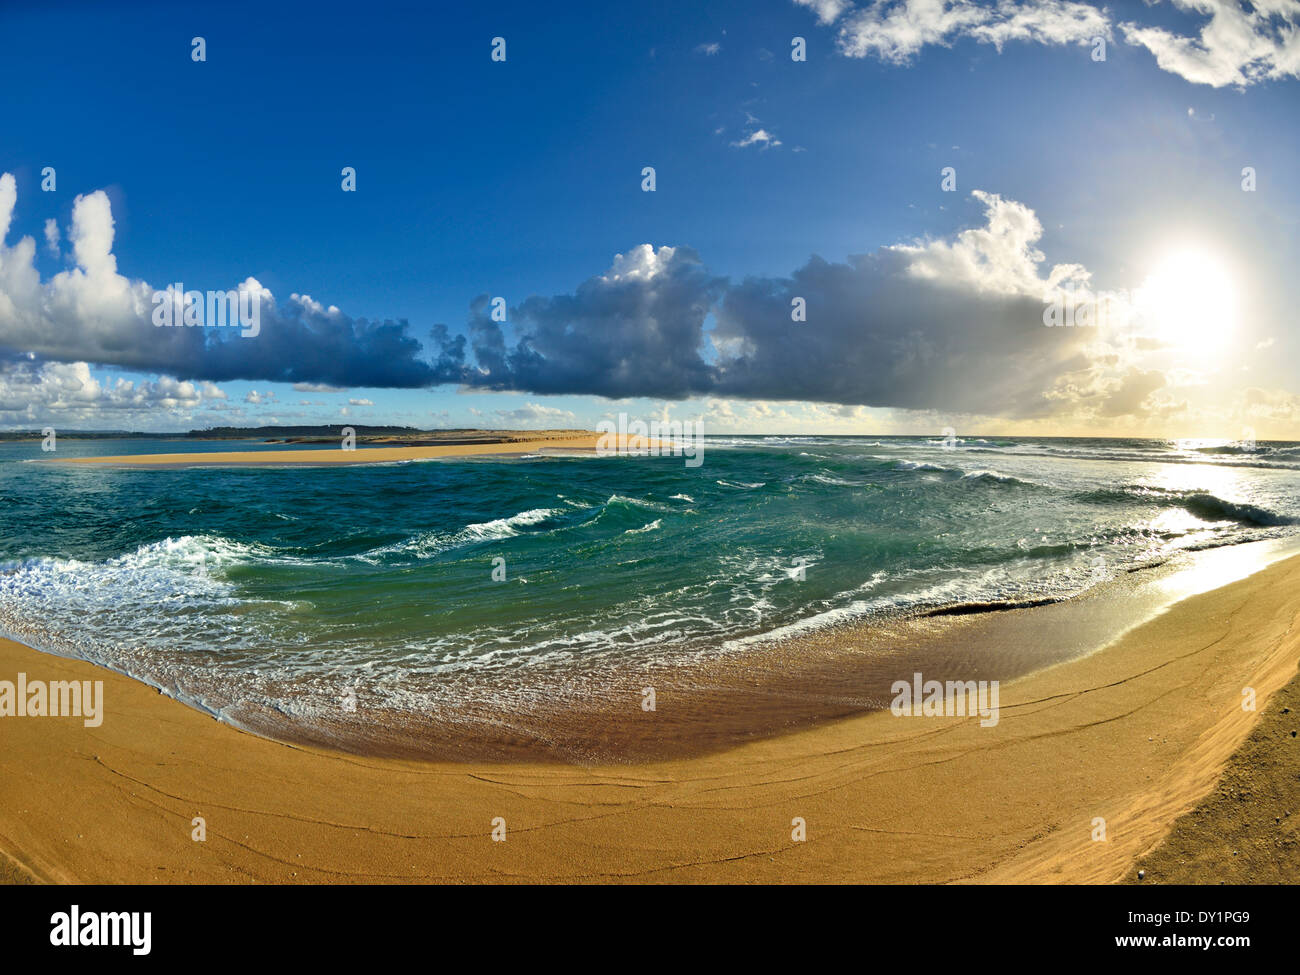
[1134,247,1239,353]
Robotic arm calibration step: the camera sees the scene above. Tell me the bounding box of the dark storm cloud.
[453,245,725,399]
[451,195,1102,417]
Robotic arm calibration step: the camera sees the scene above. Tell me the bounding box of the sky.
[0,0,1298,438]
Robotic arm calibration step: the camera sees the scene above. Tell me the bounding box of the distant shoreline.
[48,432,608,467]
[1,426,593,444]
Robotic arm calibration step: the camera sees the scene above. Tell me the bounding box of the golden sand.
[54,432,609,467]
[2,553,1298,884]
[1123,665,1299,884]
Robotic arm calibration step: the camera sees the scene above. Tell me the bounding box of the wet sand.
[58,537,1290,765]
[2,549,1298,883]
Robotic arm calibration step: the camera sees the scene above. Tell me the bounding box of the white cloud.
[491,402,578,426]
[0,359,226,426]
[0,173,441,389]
[794,0,1300,87]
[694,42,722,55]
[1120,0,1300,88]
[966,0,1111,51]
[348,397,373,406]
[731,128,783,149]
[817,0,1108,63]
[600,244,680,283]
[0,177,158,370]
[43,219,59,257]
[890,189,1056,295]
[0,174,14,243]
[794,0,852,25]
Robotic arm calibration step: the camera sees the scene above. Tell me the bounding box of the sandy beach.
[2,548,1296,884]
[7,0,1300,912]
[53,432,616,467]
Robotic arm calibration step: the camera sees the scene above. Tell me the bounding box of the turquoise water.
[2,435,1299,738]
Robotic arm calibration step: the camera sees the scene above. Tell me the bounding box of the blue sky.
[1,0,1298,436]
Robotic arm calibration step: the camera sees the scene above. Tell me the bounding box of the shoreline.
[3,551,1299,882]
[6,536,1290,766]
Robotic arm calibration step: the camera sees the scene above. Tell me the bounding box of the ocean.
[2,434,1299,755]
